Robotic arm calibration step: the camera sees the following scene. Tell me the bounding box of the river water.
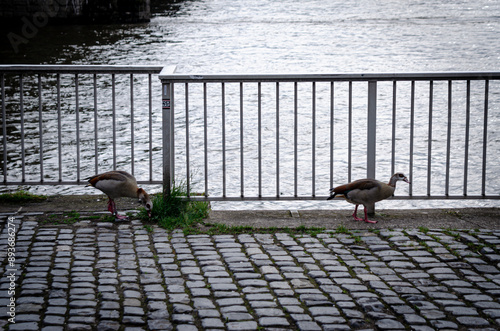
[1,0,500,210]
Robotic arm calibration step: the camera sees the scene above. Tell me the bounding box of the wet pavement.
[1,211,500,330]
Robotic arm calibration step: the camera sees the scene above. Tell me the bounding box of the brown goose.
[327,173,410,223]
[87,170,152,219]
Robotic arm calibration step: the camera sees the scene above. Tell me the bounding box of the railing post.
[162,81,172,196]
[367,80,377,214]
[159,66,177,197]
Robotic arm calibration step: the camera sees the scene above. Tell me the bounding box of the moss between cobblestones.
[185,222,327,236]
[200,222,385,237]
[37,211,115,225]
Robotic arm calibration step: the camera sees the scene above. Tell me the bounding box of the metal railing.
[159,71,500,201]
[1,65,164,186]
[1,65,500,204]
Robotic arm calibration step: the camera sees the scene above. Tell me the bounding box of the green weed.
[335,224,351,234]
[418,226,429,234]
[137,182,210,231]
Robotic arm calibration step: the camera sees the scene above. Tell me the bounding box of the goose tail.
[327,190,337,200]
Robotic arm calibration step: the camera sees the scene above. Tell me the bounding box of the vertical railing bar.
[391,81,397,176]
[409,81,415,196]
[275,82,280,198]
[1,74,6,183]
[348,81,352,183]
[203,83,208,197]
[20,74,25,182]
[38,74,44,182]
[366,80,378,215]
[464,80,471,196]
[445,80,452,196]
[130,73,135,176]
[185,83,190,196]
[112,74,116,171]
[427,81,433,196]
[481,80,489,196]
[162,81,173,195]
[170,83,175,188]
[57,73,62,182]
[93,73,98,174]
[239,82,244,198]
[367,80,377,181]
[222,82,226,198]
[329,81,334,189]
[258,82,262,198]
[75,74,80,182]
[148,74,153,181]
[294,81,298,197]
[312,81,316,196]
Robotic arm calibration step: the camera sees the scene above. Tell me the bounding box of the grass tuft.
[335,224,351,234]
[418,226,429,234]
[138,183,210,231]
[0,190,47,203]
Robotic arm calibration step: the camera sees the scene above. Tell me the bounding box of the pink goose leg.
[352,205,378,224]
[352,205,365,222]
[108,198,128,220]
[362,206,377,224]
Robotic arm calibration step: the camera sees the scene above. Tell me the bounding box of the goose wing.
[87,171,137,199]
[330,178,380,195]
[87,171,131,187]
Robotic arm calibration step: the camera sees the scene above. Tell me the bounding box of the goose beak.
[145,202,152,218]
[404,177,411,184]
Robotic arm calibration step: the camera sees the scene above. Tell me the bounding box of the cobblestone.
[2,214,500,330]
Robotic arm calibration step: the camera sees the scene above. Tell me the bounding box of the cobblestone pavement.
[1,212,500,330]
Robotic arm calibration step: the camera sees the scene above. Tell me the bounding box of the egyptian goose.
[327,173,410,223]
[87,170,152,219]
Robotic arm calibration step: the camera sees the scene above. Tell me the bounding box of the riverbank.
[1,194,499,230]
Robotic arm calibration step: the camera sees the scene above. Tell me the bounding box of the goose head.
[138,188,153,218]
[391,173,410,185]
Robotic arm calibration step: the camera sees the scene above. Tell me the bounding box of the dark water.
[2,0,500,72]
[1,0,500,210]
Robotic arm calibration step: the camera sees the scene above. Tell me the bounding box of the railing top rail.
[2,66,499,80]
[159,71,500,83]
[0,64,167,74]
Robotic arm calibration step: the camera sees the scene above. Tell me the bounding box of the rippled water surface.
[1,0,500,209]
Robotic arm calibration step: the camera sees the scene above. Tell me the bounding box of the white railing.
[1,65,163,186]
[159,70,500,201]
[1,65,500,203]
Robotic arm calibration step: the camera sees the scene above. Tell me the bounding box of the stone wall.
[0,0,150,24]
